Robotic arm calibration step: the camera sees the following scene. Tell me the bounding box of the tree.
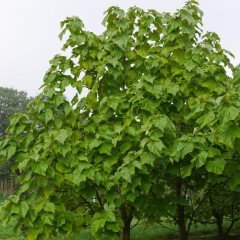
[0,87,30,180]
[0,1,240,240]
[0,87,30,136]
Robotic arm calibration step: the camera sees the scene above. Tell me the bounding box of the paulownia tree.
[0,1,240,240]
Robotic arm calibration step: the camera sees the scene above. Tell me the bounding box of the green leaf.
[62,143,71,156]
[108,98,119,111]
[103,156,118,169]
[54,129,68,144]
[219,106,239,125]
[196,111,215,128]
[127,192,138,202]
[38,103,45,113]
[218,125,240,148]
[141,99,158,113]
[120,142,132,154]
[104,211,116,222]
[82,75,92,88]
[108,57,119,68]
[113,35,129,50]
[229,173,240,189]
[44,202,55,213]
[45,109,53,123]
[92,218,106,234]
[144,75,155,84]
[120,167,132,183]
[180,164,193,178]
[207,147,221,158]
[99,143,112,155]
[55,95,65,107]
[153,115,168,132]
[89,139,102,150]
[195,151,208,168]
[44,87,55,98]
[25,133,34,146]
[180,143,194,158]
[41,213,54,225]
[6,145,16,159]
[26,228,40,240]
[21,201,29,217]
[91,211,110,235]
[140,152,156,166]
[74,81,83,94]
[17,182,30,195]
[137,45,150,58]
[18,158,30,171]
[164,79,180,96]
[64,103,72,115]
[9,114,22,126]
[73,34,85,44]
[147,140,163,156]
[205,158,226,174]
[32,162,48,175]
[14,124,26,135]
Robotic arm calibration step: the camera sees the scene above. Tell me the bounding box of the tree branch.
[96,191,104,209]
[80,195,95,214]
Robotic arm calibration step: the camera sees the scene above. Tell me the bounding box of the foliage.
[0,1,240,240]
[0,87,30,180]
[1,218,240,240]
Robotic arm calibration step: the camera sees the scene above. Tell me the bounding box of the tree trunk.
[216,215,225,240]
[177,204,188,240]
[122,224,131,240]
[209,193,225,240]
[120,204,133,240]
[176,179,188,240]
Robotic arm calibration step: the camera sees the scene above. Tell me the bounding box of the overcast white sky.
[0,0,239,97]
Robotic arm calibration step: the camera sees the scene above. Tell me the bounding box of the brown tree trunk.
[176,179,188,240]
[214,211,225,239]
[216,220,225,240]
[120,204,133,240]
[177,204,188,240]
[122,224,131,240]
[209,193,225,240]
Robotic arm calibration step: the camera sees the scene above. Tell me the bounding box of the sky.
[0,0,239,97]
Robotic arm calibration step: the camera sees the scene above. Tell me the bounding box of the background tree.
[0,87,30,136]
